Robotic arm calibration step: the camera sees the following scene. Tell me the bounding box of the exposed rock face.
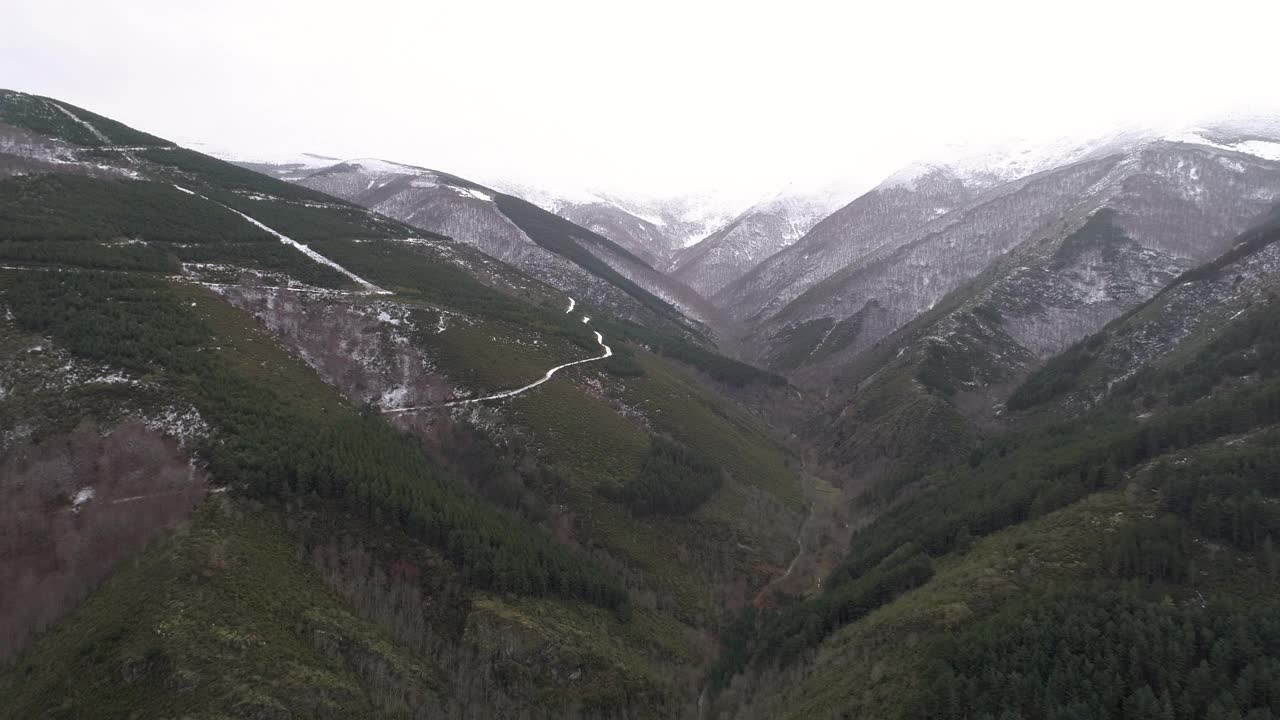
[215,286,455,411]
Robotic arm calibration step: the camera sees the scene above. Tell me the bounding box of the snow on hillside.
[882,117,1280,192]
[178,140,341,179]
[483,176,754,248]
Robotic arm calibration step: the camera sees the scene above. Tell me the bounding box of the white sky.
[4,0,1279,202]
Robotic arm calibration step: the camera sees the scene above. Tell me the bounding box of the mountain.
[737,130,1280,373]
[487,180,751,261]
[668,180,867,298]
[714,128,1156,327]
[8,83,1280,720]
[226,156,728,331]
[478,179,691,267]
[0,89,798,718]
[705,210,1280,719]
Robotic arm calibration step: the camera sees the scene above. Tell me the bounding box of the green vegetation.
[137,149,416,242]
[0,175,363,283]
[493,193,689,324]
[838,378,1280,585]
[1153,432,1280,551]
[1009,216,1280,413]
[713,294,1280,696]
[0,174,270,243]
[767,317,834,370]
[5,271,627,610]
[708,548,933,692]
[310,236,784,388]
[208,188,408,241]
[603,436,723,516]
[1103,515,1192,582]
[139,147,345,204]
[920,590,1280,720]
[0,90,173,147]
[598,316,786,388]
[1006,333,1105,410]
[310,238,582,329]
[0,239,177,272]
[0,502,446,719]
[159,240,353,288]
[1125,295,1280,407]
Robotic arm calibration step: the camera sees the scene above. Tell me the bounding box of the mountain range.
[5,87,1280,719]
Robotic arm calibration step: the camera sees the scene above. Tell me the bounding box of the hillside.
[7,83,1280,720]
[228,156,725,332]
[670,180,865,298]
[0,89,801,718]
[703,216,1280,717]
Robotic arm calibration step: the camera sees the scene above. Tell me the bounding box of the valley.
[3,81,1280,720]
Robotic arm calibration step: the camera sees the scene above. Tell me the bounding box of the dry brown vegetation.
[0,421,206,663]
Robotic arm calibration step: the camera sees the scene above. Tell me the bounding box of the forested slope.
[0,89,803,718]
[702,215,1280,718]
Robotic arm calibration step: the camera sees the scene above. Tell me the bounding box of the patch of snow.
[378,385,410,410]
[1164,130,1280,162]
[451,186,493,202]
[72,486,96,508]
[88,371,133,385]
[172,184,390,294]
[1232,140,1280,162]
[179,142,342,170]
[49,102,110,144]
[144,406,210,446]
[342,158,430,176]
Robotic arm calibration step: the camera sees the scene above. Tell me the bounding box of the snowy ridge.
[1163,131,1280,162]
[881,118,1280,192]
[182,141,341,171]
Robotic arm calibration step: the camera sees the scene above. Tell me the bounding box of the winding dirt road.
[384,297,614,413]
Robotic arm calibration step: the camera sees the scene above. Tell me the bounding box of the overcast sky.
[5,0,1279,201]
